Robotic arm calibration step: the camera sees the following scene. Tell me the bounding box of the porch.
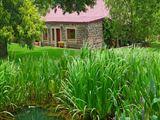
[41,27,66,48]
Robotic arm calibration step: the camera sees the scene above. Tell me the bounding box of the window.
[67,29,76,39]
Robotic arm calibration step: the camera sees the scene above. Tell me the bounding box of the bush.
[103,18,112,48]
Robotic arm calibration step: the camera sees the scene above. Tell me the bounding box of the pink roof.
[44,0,109,23]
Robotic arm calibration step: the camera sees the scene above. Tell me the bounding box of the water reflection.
[15,107,65,120]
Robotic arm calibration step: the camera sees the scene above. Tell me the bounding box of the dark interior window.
[67,29,76,39]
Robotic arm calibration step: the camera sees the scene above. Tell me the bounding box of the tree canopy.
[105,0,160,45]
[17,0,44,49]
[34,0,96,14]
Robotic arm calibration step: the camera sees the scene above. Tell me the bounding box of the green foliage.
[0,0,44,57]
[34,0,96,14]
[58,48,160,119]
[1,46,160,119]
[0,55,62,110]
[17,0,44,48]
[0,1,13,43]
[103,18,112,47]
[105,0,160,43]
[152,5,160,36]
[0,1,10,27]
[0,27,13,43]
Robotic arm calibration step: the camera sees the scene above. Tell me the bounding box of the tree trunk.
[0,40,8,58]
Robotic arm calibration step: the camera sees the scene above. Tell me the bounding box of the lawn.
[8,43,79,59]
[8,42,160,59]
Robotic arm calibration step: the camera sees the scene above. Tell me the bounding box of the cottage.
[42,0,109,48]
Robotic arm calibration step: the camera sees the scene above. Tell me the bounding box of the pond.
[14,106,65,120]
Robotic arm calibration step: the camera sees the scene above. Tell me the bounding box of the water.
[14,107,65,120]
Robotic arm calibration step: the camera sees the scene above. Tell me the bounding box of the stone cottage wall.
[46,20,104,49]
[46,23,88,48]
[87,20,103,48]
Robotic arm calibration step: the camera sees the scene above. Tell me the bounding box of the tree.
[0,0,44,58]
[0,0,96,58]
[0,27,13,58]
[105,0,160,45]
[17,0,44,49]
[103,18,112,48]
[0,0,15,58]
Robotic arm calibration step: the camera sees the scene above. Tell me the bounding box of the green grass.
[0,55,61,110]
[8,43,79,59]
[8,42,160,59]
[1,44,160,120]
[58,48,160,119]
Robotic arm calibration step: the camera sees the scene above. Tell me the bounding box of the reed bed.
[0,55,63,111]
[60,48,160,120]
[0,48,160,120]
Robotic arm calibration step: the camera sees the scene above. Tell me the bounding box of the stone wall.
[45,20,103,49]
[87,20,103,48]
[46,22,88,48]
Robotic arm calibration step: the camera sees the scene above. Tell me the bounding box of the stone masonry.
[87,20,103,48]
[45,19,104,49]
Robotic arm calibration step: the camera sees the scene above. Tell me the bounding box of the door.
[56,28,61,47]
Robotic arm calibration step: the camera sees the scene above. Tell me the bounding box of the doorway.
[51,28,61,47]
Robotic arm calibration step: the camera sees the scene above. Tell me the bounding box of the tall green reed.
[59,48,160,120]
[1,47,160,120]
[0,54,63,111]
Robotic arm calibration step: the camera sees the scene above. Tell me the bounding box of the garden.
[0,44,160,120]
